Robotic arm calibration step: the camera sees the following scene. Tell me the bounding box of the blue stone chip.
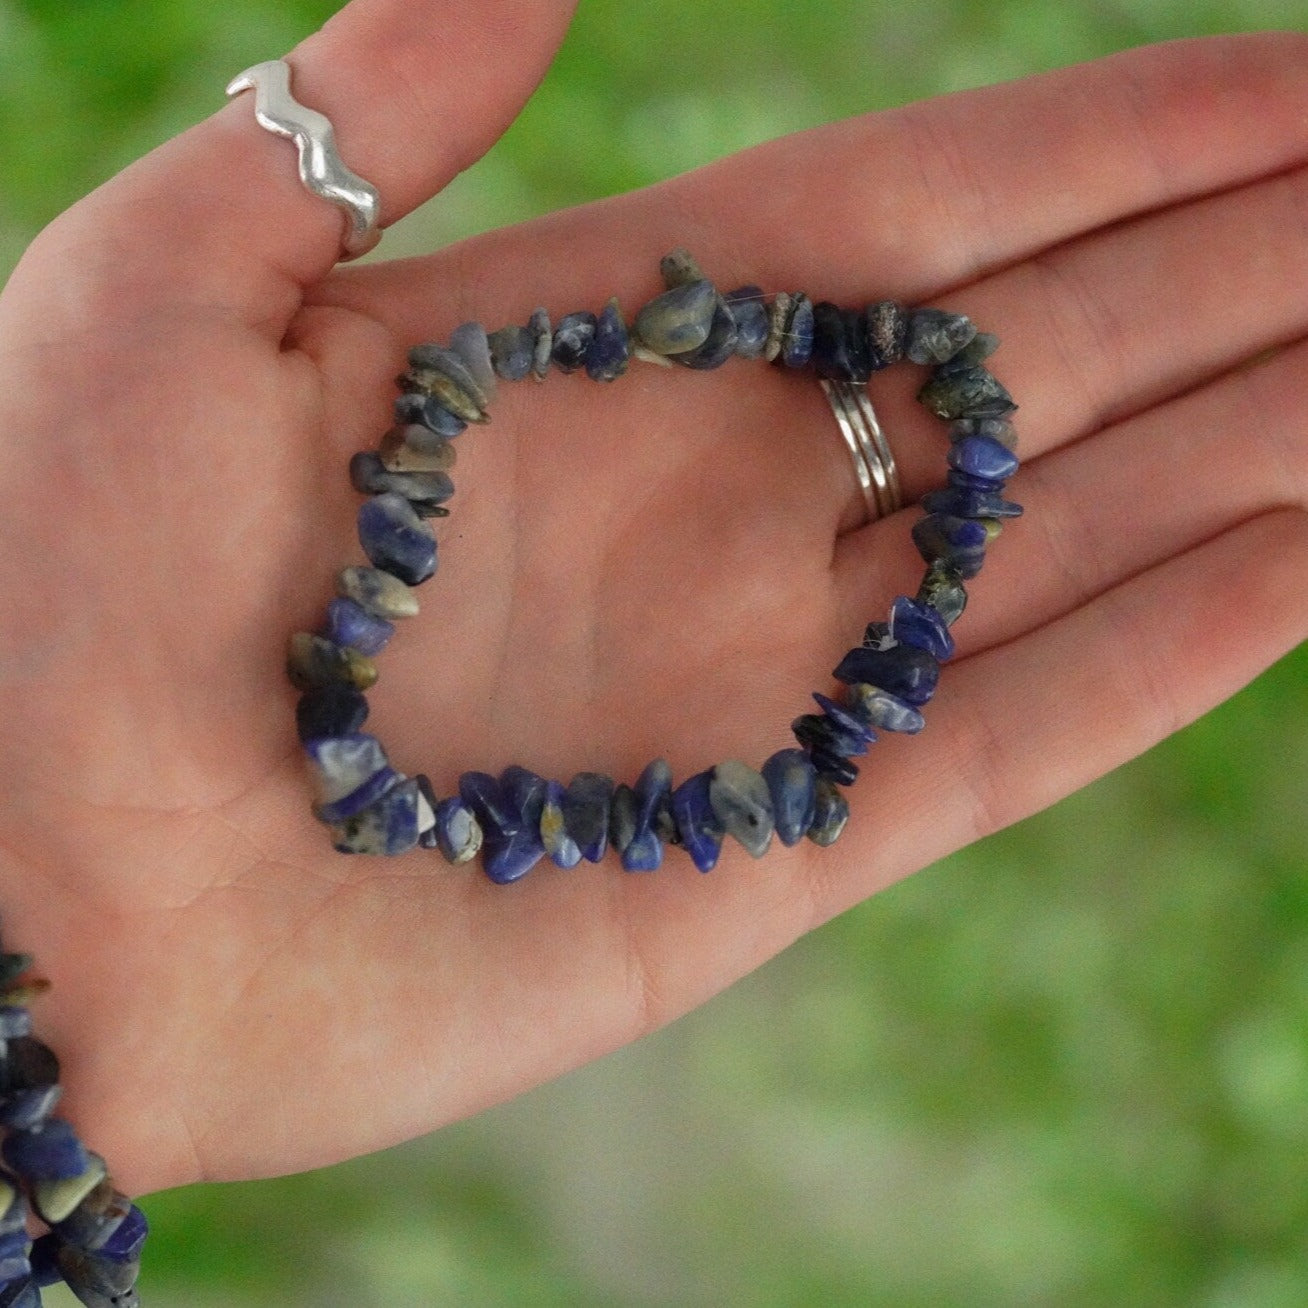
[761,749,818,847]
[357,492,437,586]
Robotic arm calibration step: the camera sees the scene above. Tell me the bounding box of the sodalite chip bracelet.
[288,249,1022,879]
[0,929,146,1308]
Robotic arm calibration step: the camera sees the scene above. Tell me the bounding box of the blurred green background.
[3,0,1306,1304]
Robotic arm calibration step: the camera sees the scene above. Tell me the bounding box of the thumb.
[22,0,577,328]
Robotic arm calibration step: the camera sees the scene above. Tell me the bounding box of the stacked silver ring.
[821,379,902,524]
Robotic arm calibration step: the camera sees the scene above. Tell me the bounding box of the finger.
[334,31,1308,330]
[836,332,1308,671]
[310,32,1308,542]
[829,172,1308,602]
[29,0,577,327]
[842,155,1308,505]
[956,335,1308,657]
[804,508,1308,929]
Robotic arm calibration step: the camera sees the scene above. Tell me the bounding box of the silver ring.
[226,59,381,261]
[821,379,902,525]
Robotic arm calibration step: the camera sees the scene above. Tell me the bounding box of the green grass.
[5,1,1306,1303]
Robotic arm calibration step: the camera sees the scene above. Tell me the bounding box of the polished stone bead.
[315,757,404,825]
[845,683,926,734]
[724,286,770,359]
[406,365,486,424]
[0,1260,30,1286]
[3,1120,89,1181]
[285,632,377,693]
[449,321,498,405]
[331,777,422,855]
[0,1009,29,1040]
[411,775,441,849]
[0,1085,61,1132]
[807,779,850,846]
[586,299,630,382]
[32,1153,106,1224]
[905,308,977,364]
[458,772,521,839]
[920,485,1023,520]
[764,290,792,362]
[322,597,395,657]
[918,366,1016,420]
[862,620,894,651]
[709,759,774,858]
[946,468,1008,497]
[653,794,680,847]
[608,784,639,860]
[483,830,546,884]
[912,513,989,580]
[811,302,872,382]
[670,771,724,873]
[540,780,582,869]
[94,1203,147,1263]
[0,1185,22,1235]
[393,393,467,439]
[0,957,30,991]
[634,279,717,355]
[412,775,438,847]
[780,293,814,368]
[358,492,437,586]
[865,300,907,369]
[55,1179,131,1253]
[56,1241,141,1304]
[488,325,535,381]
[677,298,738,370]
[949,415,1017,451]
[621,759,672,871]
[528,307,552,379]
[337,565,419,620]
[431,797,482,865]
[916,559,968,625]
[501,765,548,833]
[813,691,878,747]
[792,713,870,760]
[562,773,614,863]
[29,1234,58,1288]
[349,451,454,518]
[377,421,446,457]
[407,343,491,416]
[948,434,1019,483]
[941,331,1000,370]
[761,749,818,847]
[459,772,542,883]
[551,311,597,373]
[0,1281,38,1308]
[890,596,955,661]
[303,732,390,805]
[0,1038,58,1100]
[378,425,458,474]
[807,747,858,786]
[833,643,940,706]
[658,247,705,288]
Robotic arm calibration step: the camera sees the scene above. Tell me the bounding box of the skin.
[0,3,1304,1200]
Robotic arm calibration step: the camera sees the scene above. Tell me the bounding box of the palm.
[0,15,1303,1201]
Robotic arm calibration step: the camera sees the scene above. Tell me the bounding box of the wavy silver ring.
[821,379,902,525]
[226,58,382,261]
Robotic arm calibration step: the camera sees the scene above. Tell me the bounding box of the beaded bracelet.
[0,930,146,1308]
[288,250,1021,877]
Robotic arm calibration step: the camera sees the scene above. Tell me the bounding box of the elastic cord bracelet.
[0,929,146,1308]
[288,250,1022,877]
